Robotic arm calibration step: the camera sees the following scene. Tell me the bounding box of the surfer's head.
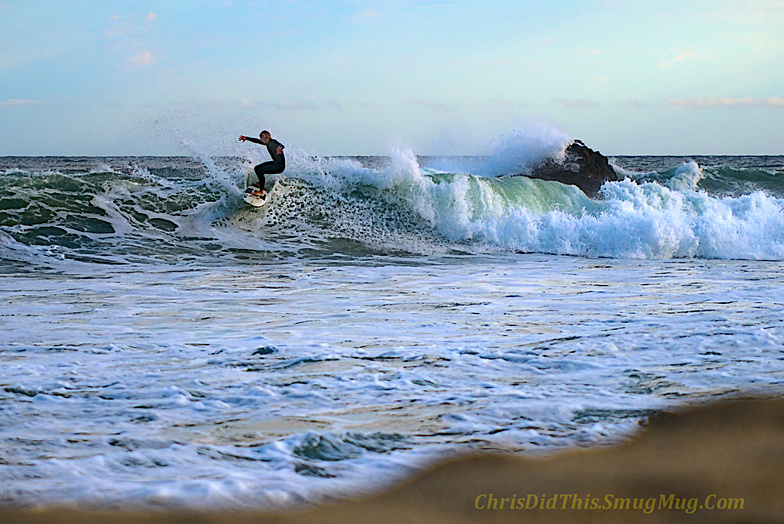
[259,130,271,144]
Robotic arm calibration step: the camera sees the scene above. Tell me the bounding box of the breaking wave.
[2,136,784,265]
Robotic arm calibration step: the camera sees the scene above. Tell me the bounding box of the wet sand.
[3,396,783,523]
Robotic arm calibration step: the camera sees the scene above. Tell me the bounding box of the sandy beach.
[3,396,782,523]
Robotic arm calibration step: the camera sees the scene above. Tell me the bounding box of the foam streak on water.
[1,257,783,509]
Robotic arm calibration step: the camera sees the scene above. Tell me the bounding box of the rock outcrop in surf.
[521,139,618,197]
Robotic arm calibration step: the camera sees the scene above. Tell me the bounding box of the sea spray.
[477,124,573,177]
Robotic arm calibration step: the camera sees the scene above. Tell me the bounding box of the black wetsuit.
[245,137,285,190]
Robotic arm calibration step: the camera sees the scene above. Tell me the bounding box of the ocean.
[1,142,783,510]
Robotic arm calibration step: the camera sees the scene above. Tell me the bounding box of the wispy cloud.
[701,0,784,27]
[487,98,514,108]
[416,1,460,7]
[107,11,157,39]
[584,48,611,56]
[130,50,155,65]
[659,50,706,70]
[0,98,36,108]
[666,96,784,108]
[266,100,316,111]
[269,99,322,111]
[357,9,381,20]
[346,8,383,23]
[244,99,347,111]
[552,99,599,109]
[411,99,460,112]
[767,96,784,107]
[624,99,652,107]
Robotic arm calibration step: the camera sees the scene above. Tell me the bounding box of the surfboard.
[243,187,268,207]
[243,167,271,207]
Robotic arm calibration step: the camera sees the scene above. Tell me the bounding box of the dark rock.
[518,139,618,197]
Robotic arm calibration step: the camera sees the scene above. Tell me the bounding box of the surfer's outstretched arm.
[239,135,263,144]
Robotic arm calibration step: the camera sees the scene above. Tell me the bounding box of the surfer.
[238,130,285,198]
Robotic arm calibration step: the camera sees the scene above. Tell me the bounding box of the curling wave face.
[1,151,784,266]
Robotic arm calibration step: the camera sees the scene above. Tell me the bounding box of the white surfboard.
[243,187,268,207]
[243,167,273,207]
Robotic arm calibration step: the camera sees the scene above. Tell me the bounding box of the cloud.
[551,99,599,109]
[701,0,784,27]
[130,50,155,65]
[487,98,514,108]
[411,99,460,112]
[0,98,36,108]
[416,1,460,7]
[107,12,157,39]
[767,96,784,107]
[357,9,381,20]
[665,96,784,108]
[271,99,321,111]
[245,99,346,111]
[347,8,382,23]
[659,50,704,70]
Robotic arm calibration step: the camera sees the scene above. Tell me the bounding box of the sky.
[1,0,783,156]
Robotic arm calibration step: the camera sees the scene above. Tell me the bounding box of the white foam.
[4,258,784,510]
[247,150,784,261]
[446,177,784,260]
[665,161,705,192]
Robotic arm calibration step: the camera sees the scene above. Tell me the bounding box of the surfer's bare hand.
[276,146,284,155]
[238,135,247,142]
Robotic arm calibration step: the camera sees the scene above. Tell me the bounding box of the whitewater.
[1,133,783,510]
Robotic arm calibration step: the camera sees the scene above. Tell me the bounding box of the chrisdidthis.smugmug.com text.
[474,493,744,514]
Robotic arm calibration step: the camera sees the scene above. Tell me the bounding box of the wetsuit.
[245,137,285,190]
